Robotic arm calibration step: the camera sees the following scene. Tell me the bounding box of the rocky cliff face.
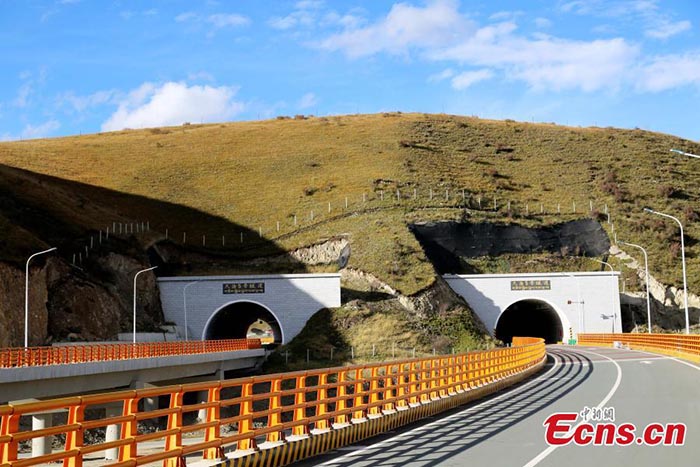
[611,245,700,330]
[0,251,162,348]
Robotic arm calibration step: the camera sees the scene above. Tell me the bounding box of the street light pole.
[182,281,199,341]
[133,266,158,344]
[593,259,617,333]
[643,208,689,334]
[670,148,700,159]
[25,247,57,348]
[618,241,652,334]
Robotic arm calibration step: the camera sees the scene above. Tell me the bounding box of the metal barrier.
[0,339,261,368]
[578,333,700,363]
[0,337,545,467]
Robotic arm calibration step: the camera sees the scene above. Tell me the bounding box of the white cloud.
[451,69,494,89]
[187,71,215,82]
[297,92,319,109]
[58,89,118,113]
[535,17,552,28]
[318,0,472,58]
[645,19,691,39]
[207,13,250,29]
[175,11,198,22]
[427,68,454,83]
[101,82,245,131]
[636,52,700,92]
[1,119,62,141]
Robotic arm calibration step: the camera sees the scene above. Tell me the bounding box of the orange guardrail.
[0,337,545,467]
[0,339,261,368]
[578,333,700,363]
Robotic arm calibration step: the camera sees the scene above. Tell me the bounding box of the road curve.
[294,345,700,467]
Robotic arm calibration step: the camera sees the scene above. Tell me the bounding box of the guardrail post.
[63,404,85,467]
[368,367,380,416]
[383,365,395,412]
[164,389,184,467]
[315,373,329,429]
[266,379,285,441]
[237,382,258,449]
[203,386,224,460]
[118,396,139,462]
[334,371,349,425]
[292,377,309,436]
[0,410,20,463]
[352,369,366,420]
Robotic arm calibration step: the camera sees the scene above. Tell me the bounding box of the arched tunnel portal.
[203,301,282,344]
[495,299,563,345]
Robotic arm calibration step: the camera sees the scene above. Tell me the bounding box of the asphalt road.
[295,345,700,467]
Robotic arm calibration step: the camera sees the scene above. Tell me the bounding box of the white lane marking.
[319,354,563,465]
[613,348,700,372]
[522,349,622,467]
[640,361,653,365]
[558,356,667,365]
[669,357,700,371]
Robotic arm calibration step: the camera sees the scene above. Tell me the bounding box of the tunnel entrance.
[495,299,563,345]
[203,301,282,345]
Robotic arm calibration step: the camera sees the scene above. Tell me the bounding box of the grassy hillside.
[1,113,699,300]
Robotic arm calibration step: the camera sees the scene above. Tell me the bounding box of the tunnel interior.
[495,299,563,345]
[204,301,282,344]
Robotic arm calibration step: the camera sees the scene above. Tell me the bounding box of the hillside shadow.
[0,163,334,347]
[0,163,298,267]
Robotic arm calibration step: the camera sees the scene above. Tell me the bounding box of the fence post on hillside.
[106,227,110,240]
[604,204,608,214]
[202,235,206,247]
[429,189,433,201]
[478,197,481,209]
[345,197,348,209]
[78,252,82,265]
[493,196,497,210]
[526,204,529,215]
[165,228,168,240]
[590,200,593,212]
[310,210,314,221]
[446,189,449,201]
[573,201,576,213]
[183,232,186,244]
[328,202,331,213]
[507,200,511,212]
[557,203,561,214]
[414,188,417,200]
[380,191,384,201]
[372,344,376,357]
[113,222,116,233]
[330,347,334,361]
[240,232,244,243]
[90,237,94,249]
[607,212,611,223]
[351,347,354,359]
[396,189,401,201]
[392,342,395,358]
[259,227,262,238]
[85,246,88,258]
[222,236,225,246]
[541,203,544,214]
[276,221,280,232]
[294,215,297,226]
[363,193,366,203]
[99,231,102,244]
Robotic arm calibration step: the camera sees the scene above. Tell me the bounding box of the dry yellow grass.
[1,112,699,296]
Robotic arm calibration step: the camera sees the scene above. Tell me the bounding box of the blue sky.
[1,0,699,141]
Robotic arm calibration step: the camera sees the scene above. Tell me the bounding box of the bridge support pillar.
[31,413,53,457]
[131,381,158,412]
[104,403,123,461]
